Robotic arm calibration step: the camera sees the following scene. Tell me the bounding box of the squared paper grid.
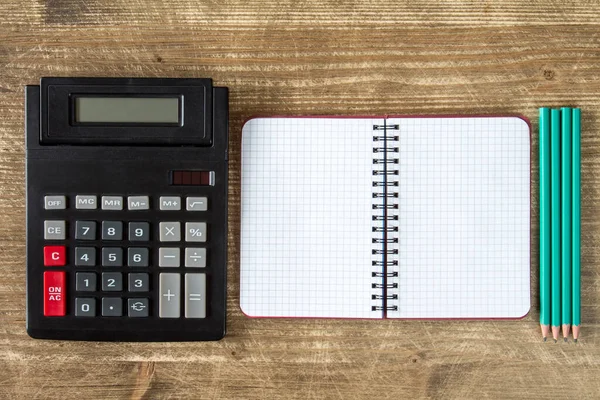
[387,117,531,319]
[240,118,381,318]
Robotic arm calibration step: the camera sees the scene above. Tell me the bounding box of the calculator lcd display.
[74,97,180,124]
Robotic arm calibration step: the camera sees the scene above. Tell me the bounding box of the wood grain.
[1,1,600,398]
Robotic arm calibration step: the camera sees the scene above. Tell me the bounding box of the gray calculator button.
[102,272,123,291]
[128,298,149,317]
[160,196,181,211]
[185,273,206,318]
[75,298,96,317]
[159,247,180,267]
[76,272,97,291]
[75,195,97,209]
[128,196,150,210]
[128,248,149,267]
[186,197,208,211]
[128,273,149,292]
[128,222,150,241]
[102,297,122,316]
[102,221,123,240]
[75,247,96,266]
[75,221,96,240]
[44,195,66,210]
[159,273,180,318]
[159,222,181,242]
[101,196,124,210]
[102,247,123,267]
[185,248,206,268]
[185,222,207,242]
[44,220,66,240]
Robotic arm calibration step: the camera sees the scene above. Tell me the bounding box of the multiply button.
[44,246,66,266]
[159,222,181,242]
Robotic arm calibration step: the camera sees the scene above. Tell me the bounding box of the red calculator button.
[44,246,66,266]
[44,271,66,316]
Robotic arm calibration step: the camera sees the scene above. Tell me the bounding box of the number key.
[75,221,96,240]
[128,248,149,267]
[102,272,123,291]
[102,221,123,240]
[102,247,123,267]
[75,298,96,317]
[128,273,149,292]
[76,272,97,291]
[75,247,96,266]
[128,222,150,241]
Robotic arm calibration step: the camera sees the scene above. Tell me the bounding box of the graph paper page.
[386,117,531,319]
[241,118,382,318]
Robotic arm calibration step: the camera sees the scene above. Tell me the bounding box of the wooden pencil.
[539,108,551,340]
[561,107,572,340]
[572,108,581,341]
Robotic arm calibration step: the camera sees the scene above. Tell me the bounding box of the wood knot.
[156,56,163,63]
[409,353,423,364]
[543,69,555,80]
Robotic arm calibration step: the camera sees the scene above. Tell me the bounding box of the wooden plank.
[1,0,600,398]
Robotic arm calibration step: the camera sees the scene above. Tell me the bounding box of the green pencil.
[551,108,561,342]
[561,108,572,340]
[539,108,551,340]
[572,108,581,341]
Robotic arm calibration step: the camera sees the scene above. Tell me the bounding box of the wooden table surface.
[1,1,600,398]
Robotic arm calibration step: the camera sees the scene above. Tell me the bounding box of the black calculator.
[25,77,228,341]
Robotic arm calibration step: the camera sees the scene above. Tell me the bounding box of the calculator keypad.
[42,195,209,320]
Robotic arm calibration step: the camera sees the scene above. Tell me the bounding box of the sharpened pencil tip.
[564,338,567,342]
[574,339,578,343]
[554,339,557,343]
[543,337,547,342]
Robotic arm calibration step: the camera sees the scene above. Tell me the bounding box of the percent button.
[185,222,207,242]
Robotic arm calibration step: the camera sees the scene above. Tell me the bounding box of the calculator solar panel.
[25,78,228,341]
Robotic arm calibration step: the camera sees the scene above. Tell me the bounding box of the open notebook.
[240,116,530,319]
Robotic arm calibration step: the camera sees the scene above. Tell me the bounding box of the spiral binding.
[371,122,400,314]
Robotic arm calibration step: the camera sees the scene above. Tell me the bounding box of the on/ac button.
[44,271,66,316]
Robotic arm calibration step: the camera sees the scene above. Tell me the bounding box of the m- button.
[128,196,150,210]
